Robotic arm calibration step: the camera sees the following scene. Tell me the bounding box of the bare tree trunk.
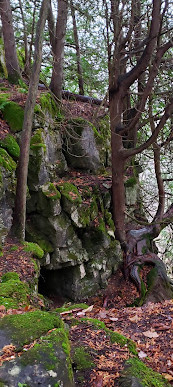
[50,0,68,100]
[28,0,38,70]
[10,0,50,241]
[0,0,20,83]
[70,0,84,95]
[48,0,56,53]
[18,0,30,75]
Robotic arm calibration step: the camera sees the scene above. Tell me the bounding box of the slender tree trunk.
[48,1,56,53]
[18,0,30,76]
[70,0,84,95]
[50,0,68,100]
[28,0,37,70]
[0,0,20,83]
[10,0,50,241]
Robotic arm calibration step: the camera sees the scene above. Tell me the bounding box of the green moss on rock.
[1,272,20,283]
[58,182,82,204]
[120,358,171,387]
[0,310,62,348]
[39,92,57,118]
[81,318,137,355]
[0,278,30,309]
[0,148,16,171]
[21,327,73,382]
[25,222,53,253]
[73,346,94,370]
[0,134,20,159]
[1,101,24,132]
[23,242,44,259]
[30,129,46,151]
[42,183,61,200]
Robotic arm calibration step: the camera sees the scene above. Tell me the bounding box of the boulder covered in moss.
[0,273,31,309]
[1,101,24,133]
[0,311,74,386]
[119,358,171,387]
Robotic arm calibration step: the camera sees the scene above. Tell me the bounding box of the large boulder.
[63,118,103,172]
[28,128,68,191]
[0,311,74,387]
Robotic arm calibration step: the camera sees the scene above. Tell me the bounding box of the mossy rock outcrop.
[0,311,74,386]
[1,101,24,133]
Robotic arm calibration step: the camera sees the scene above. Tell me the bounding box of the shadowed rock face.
[63,123,101,172]
[0,112,122,301]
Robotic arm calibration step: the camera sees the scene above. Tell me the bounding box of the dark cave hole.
[38,266,74,307]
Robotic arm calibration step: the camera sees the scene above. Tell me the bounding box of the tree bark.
[50,0,68,100]
[70,0,84,95]
[0,0,20,83]
[10,0,50,241]
[18,0,30,75]
[107,0,173,302]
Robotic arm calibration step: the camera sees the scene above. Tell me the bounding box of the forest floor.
[0,239,173,386]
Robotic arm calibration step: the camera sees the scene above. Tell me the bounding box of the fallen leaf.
[77,305,94,316]
[109,317,118,322]
[129,315,140,323]
[138,350,148,359]
[98,310,107,319]
[0,305,6,312]
[162,374,173,381]
[143,330,159,338]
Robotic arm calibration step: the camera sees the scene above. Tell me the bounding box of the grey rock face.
[64,122,101,172]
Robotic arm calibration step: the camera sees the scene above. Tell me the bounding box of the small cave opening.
[38,266,76,307]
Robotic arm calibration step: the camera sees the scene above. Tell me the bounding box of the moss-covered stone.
[21,327,72,371]
[42,183,61,200]
[73,346,94,370]
[0,278,30,309]
[58,182,82,204]
[1,101,24,132]
[1,272,20,283]
[0,148,16,171]
[0,310,63,348]
[81,318,137,355]
[120,358,171,387]
[39,92,58,118]
[23,242,44,259]
[0,134,20,159]
[30,128,46,151]
[26,221,54,253]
